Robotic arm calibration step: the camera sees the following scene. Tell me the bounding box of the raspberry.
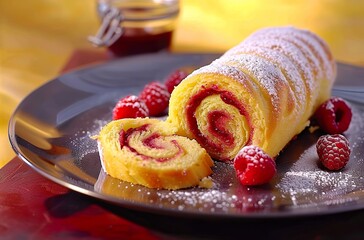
[112,95,149,120]
[316,134,351,171]
[313,97,352,134]
[233,146,276,186]
[164,69,189,94]
[139,82,170,116]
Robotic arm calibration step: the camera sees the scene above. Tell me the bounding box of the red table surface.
[1,50,161,240]
[2,50,364,240]
[0,158,162,240]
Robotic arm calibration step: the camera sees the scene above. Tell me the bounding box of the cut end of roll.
[97,118,214,190]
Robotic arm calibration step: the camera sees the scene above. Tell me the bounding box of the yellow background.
[1,0,364,167]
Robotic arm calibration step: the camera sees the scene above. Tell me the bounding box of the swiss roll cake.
[167,26,336,161]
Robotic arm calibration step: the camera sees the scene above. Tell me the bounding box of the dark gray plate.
[8,53,364,219]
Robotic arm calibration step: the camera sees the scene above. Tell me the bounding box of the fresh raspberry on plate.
[112,95,149,120]
[233,146,276,186]
[313,97,352,134]
[139,82,170,116]
[164,69,189,94]
[316,134,351,171]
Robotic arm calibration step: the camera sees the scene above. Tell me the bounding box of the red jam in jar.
[108,28,173,56]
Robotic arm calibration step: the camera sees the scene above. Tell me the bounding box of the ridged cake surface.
[167,26,336,160]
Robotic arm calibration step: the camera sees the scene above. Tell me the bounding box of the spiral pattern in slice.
[97,118,214,190]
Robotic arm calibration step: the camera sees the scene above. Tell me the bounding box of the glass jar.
[89,0,180,57]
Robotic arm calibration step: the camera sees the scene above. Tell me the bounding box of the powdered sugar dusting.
[249,38,319,95]
[95,161,276,214]
[156,188,236,213]
[190,63,260,93]
[71,119,108,161]
[191,62,247,82]
[276,146,358,205]
[256,35,322,79]
[254,26,335,80]
[214,54,286,113]
[223,43,307,112]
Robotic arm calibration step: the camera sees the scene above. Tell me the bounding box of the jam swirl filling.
[186,85,253,159]
[119,124,183,162]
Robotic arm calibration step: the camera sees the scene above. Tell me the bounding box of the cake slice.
[96,118,214,190]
